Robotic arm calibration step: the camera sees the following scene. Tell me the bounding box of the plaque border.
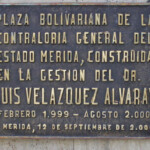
[0,2,149,5]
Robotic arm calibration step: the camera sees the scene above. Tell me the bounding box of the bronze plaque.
[0,4,150,138]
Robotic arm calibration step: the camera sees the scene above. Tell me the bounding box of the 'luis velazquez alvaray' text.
[0,87,150,105]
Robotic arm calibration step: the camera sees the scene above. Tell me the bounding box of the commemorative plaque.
[1,4,150,138]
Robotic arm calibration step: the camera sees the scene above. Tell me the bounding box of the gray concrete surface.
[0,0,150,150]
[0,139,150,150]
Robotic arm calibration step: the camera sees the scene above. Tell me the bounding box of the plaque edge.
[0,3,149,6]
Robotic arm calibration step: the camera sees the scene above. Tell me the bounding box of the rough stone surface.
[0,0,150,150]
[0,139,150,150]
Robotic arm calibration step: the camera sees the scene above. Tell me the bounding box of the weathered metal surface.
[0,5,150,138]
